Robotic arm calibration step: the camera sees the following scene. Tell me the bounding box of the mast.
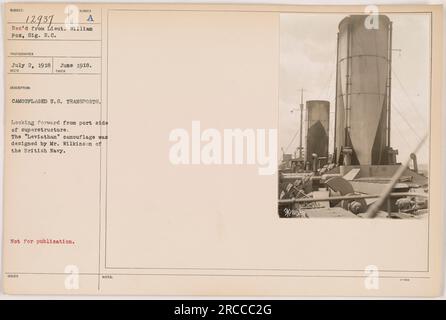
[386,22,393,147]
[334,32,339,163]
[299,88,304,159]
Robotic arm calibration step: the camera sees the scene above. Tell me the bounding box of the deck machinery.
[278,15,428,218]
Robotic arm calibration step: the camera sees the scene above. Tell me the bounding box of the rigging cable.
[391,96,422,141]
[392,69,426,122]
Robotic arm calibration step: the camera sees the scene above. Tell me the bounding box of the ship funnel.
[334,15,394,165]
[306,100,330,165]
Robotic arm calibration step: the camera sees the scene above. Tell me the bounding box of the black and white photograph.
[278,13,430,218]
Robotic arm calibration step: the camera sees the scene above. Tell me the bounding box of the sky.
[279,13,430,166]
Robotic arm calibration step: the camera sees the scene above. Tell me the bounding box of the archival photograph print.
[278,12,430,219]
